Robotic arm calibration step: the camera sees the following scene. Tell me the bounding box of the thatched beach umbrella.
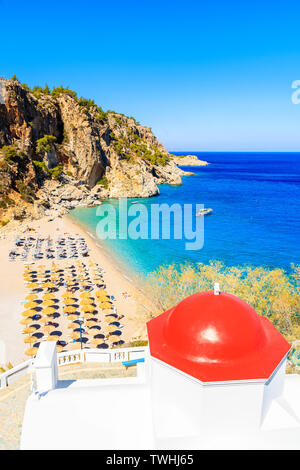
[24,301,38,310]
[42,300,55,307]
[80,298,93,306]
[26,283,39,289]
[20,318,32,325]
[67,314,79,321]
[104,315,116,322]
[99,301,112,309]
[42,307,56,316]
[64,306,77,313]
[43,281,55,288]
[47,335,60,342]
[71,331,81,340]
[42,293,55,301]
[106,325,118,333]
[64,299,76,306]
[62,292,74,298]
[22,309,37,317]
[23,326,37,334]
[40,317,50,324]
[68,322,79,329]
[90,338,104,346]
[24,347,38,357]
[24,335,37,344]
[80,292,92,298]
[43,324,55,334]
[56,345,63,353]
[85,320,98,327]
[83,313,94,320]
[81,305,94,313]
[25,294,38,301]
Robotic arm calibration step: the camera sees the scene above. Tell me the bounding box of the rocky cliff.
[0,78,192,224]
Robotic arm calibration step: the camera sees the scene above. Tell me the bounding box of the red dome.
[147,291,291,383]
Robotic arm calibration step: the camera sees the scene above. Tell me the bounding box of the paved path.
[0,362,136,450]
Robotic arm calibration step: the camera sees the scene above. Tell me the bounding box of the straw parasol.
[40,317,50,324]
[26,282,39,289]
[24,335,37,344]
[67,314,79,321]
[24,301,38,310]
[62,292,75,298]
[99,301,112,309]
[64,306,77,313]
[86,320,99,328]
[102,309,114,315]
[106,325,118,333]
[25,294,38,301]
[24,347,38,357]
[47,335,60,342]
[42,300,55,307]
[37,264,45,269]
[56,345,63,353]
[91,338,104,345]
[20,318,32,325]
[42,293,55,301]
[22,309,37,317]
[83,313,94,320]
[23,326,37,334]
[80,298,94,305]
[42,307,56,316]
[63,299,76,306]
[81,305,94,313]
[42,282,55,288]
[104,315,116,322]
[80,292,92,298]
[95,289,108,298]
[68,322,79,329]
[71,331,81,340]
[43,324,55,334]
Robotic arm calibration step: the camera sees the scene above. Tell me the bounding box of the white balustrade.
[0,346,147,389]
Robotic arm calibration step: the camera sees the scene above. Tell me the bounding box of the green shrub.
[0,219,10,227]
[96,175,108,189]
[0,195,14,209]
[128,340,148,347]
[36,135,57,154]
[144,261,300,341]
[15,180,35,203]
[48,166,63,180]
[0,145,25,165]
[51,86,77,99]
[95,110,108,123]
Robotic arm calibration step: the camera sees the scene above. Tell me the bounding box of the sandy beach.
[0,215,156,368]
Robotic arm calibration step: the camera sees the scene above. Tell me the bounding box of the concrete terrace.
[0,362,136,450]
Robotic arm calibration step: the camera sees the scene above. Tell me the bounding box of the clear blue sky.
[1,0,300,151]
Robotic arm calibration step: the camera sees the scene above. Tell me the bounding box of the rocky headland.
[0,78,200,229]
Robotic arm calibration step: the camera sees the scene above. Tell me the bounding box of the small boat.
[196,208,213,216]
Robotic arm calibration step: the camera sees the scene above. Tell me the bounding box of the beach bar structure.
[20,287,300,450]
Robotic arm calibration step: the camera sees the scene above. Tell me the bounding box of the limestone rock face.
[0,78,203,224]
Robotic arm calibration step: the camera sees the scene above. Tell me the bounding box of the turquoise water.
[70,152,300,276]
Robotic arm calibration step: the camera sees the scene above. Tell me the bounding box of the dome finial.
[214,282,220,295]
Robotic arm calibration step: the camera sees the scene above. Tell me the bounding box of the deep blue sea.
[70,152,300,276]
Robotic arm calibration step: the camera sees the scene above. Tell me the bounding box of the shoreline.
[0,214,156,368]
[65,213,155,308]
